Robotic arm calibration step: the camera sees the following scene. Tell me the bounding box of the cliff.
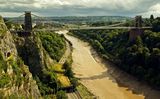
[14,32,55,76]
[0,16,41,98]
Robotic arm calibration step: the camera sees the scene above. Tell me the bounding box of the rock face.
[0,16,41,98]
[15,33,54,76]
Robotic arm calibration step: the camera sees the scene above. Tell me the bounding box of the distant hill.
[46,16,131,24]
[4,16,131,24]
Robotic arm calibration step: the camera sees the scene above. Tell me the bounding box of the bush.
[56,90,68,99]
[0,53,7,72]
[38,31,66,62]
[70,78,78,88]
[0,74,10,88]
[35,70,59,95]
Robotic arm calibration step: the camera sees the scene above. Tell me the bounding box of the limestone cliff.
[0,16,41,98]
[14,33,55,76]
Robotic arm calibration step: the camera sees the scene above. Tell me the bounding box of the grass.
[6,53,14,62]
[0,53,8,72]
[0,21,7,37]
[57,74,71,88]
[0,18,8,37]
[52,64,65,73]
[50,62,72,89]
[0,29,7,36]
[76,84,95,99]
[44,95,56,99]
[0,74,11,88]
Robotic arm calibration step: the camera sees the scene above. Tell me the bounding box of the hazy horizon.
[1,13,134,18]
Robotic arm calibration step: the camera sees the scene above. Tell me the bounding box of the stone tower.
[129,16,143,41]
[135,16,142,27]
[24,11,32,32]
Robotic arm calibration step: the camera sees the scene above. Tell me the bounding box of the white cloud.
[140,3,160,17]
[149,3,160,11]
[0,0,160,17]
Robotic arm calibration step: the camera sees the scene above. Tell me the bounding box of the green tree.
[56,90,68,99]
[152,18,160,32]
[150,15,154,20]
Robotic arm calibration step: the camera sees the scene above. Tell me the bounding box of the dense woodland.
[38,31,66,62]
[69,17,160,89]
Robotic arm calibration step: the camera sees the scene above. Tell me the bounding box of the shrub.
[0,74,10,88]
[56,90,68,99]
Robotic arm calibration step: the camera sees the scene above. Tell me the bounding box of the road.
[57,30,160,99]
[58,41,71,64]
[56,31,81,99]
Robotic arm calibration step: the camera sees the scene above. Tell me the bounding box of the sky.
[0,0,160,17]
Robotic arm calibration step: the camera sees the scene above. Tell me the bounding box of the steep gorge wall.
[14,33,55,76]
[0,16,41,98]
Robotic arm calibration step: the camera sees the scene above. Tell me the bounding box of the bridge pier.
[25,11,32,32]
[24,11,32,36]
[129,16,143,41]
[135,16,142,27]
[129,28,144,41]
[17,11,32,36]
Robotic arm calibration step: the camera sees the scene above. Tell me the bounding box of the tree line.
[69,24,160,89]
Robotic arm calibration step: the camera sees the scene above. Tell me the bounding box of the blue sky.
[0,0,160,17]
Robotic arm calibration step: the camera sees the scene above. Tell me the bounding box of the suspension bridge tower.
[129,15,143,41]
[24,11,32,32]
[135,16,142,27]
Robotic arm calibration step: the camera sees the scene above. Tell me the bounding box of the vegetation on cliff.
[2,15,72,98]
[37,31,77,98]
[0,16,41,98]
[38,31,66,62]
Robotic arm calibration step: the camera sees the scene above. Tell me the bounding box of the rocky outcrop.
[14,33,54,76]
[0,16,41,98]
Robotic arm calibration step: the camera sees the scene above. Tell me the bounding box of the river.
[57,30,160,99]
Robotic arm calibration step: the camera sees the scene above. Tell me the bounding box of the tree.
[56,90,68,99]
[150,15,154,20]
[152,17,160,32]
[135,36,143,47]
[70,29,160,89]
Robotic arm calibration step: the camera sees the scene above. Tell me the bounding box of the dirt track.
[57,30,160,99]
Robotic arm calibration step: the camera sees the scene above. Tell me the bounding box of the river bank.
[57,30,160,99]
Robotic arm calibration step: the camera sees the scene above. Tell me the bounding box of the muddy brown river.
[57,30,160,99]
